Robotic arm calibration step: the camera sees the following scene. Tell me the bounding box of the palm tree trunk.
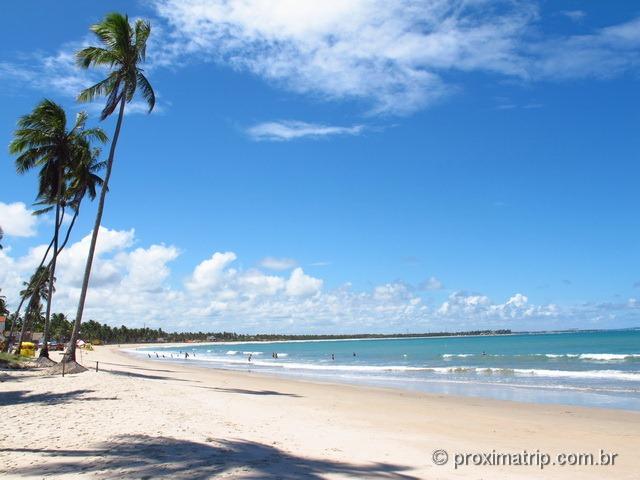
[4,233,57,354]
[39,174,63,360]
[15,295,38,356]
[65,97,126,363]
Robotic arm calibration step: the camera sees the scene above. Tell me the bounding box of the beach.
[1,345,639,479]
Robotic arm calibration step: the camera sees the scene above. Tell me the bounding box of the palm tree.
[0,292,7,316]
[0,289,8,349]
[65,12,155,365]
[0,226,4,250]
[14,267,51,355]
[9,101,106,362]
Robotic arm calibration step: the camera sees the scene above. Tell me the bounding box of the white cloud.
[560,10,586,22]
[0,202,38,237]
[247,120,364,141]
[151,1,640,115]
[3,3,639,119]
[285,267,323,297]
[1,226,638,333]
[259,256,297,270]
[530,17,640,79]
[1,41,164,116]
[187,251,238,292]
[421,276,443,291]
[153,0,536,114]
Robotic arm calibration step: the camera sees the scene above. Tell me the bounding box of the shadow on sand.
[197,386,302,397]
[0,389,118,406]
[92,361,178,373]
[4,435,419,479]
[101,369,195,382]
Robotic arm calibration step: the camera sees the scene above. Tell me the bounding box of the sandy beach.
[1,345,638,479]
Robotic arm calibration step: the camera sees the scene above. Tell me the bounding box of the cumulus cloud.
[1,227,637,333]
[187,251,237,292]
[0,202,39,237]
[437,291,558,324]
[420,276,443,291]
[285,267,323,297]
[247,121,364,141]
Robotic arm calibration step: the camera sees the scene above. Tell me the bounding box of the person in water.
[331,353,335,360]
[248,353,252,362]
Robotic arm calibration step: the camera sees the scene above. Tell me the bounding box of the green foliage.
[0,288,8,316]
[9,99,107,209]
[0,351,30,367]
[76,12,155,119]
[50,313,73,341]
[71,319,512,344]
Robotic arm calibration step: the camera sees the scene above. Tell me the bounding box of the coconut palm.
[14,267,51,355]
[0,289,8,317]
[65,12,155,365]
[0,226,4,250]
[9,101,106,361]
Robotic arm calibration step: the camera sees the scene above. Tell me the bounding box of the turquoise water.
[134,329,640,410]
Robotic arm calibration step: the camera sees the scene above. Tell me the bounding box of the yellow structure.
[20,342,36,357]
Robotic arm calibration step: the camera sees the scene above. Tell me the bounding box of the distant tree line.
[5,313,510,344]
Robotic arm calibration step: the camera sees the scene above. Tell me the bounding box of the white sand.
[1,345,638,479]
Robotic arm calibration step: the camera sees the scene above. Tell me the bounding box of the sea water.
[134,329,640,410]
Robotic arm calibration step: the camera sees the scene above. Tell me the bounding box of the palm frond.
[77,73,118,104]
[136,71,155,113]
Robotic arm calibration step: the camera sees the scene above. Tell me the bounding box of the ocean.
[132,329,640,410]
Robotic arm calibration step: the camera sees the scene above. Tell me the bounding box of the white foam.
[484,368,640,382]
[226,350,238,355]
[579,353,640,361]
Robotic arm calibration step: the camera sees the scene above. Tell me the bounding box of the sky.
[0,0,639,334]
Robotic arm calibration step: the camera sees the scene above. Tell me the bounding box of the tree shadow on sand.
[93,361,178,373]
[197,386,302,397]
[101,369,195,382]
[0,389,118,406]
[5,435,419,479]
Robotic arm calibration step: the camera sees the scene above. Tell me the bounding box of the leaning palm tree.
[9,101,106,363]
[14,266,50,356]
[64,12,155,366]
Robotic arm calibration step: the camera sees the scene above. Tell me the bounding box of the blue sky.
[0,0,639,333]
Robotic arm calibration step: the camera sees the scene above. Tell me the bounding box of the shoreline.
[2,345,639,478]
[120,345,640,413]
[124,340,640,412]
